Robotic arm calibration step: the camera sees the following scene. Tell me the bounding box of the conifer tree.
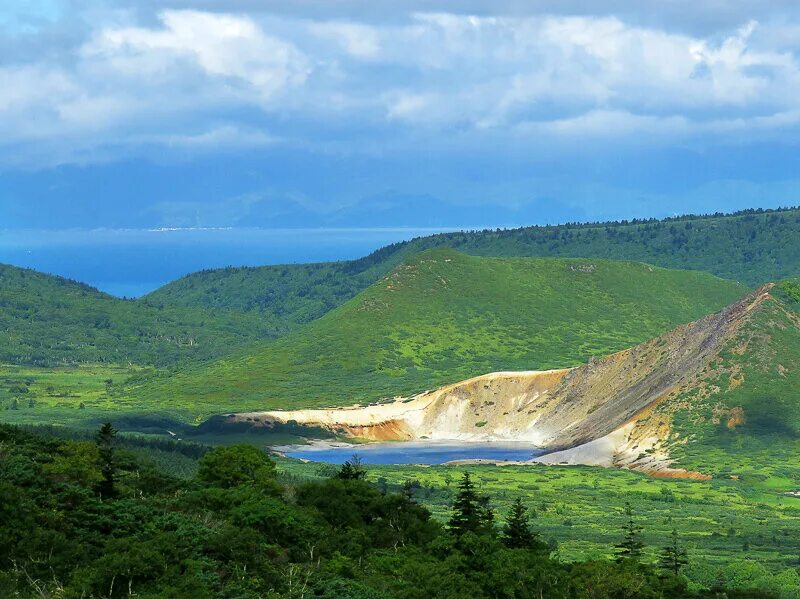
[96,422,117,499]
[336,454,367,480]
[478,494,496,535]
[402,479,415,501]
[448,472,482,536]
[502,498,541,549]
[615,501,644,562]
[659,528,688,576]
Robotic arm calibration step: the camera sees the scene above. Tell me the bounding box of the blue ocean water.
[284,441,546,465]
[0,227,454,297]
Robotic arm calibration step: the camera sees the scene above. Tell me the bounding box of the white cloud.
[0,10,307,164]
[1,6,800,166]
[82,10,310,103]
[309,21,381,58]
[133,125,278,148]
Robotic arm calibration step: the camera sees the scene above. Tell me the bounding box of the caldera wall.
[228,287,770,471]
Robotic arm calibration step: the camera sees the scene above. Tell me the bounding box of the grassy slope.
[0,264,271,367]
[146,208,800,339]
[664,279,800,482]
[132,249,747,420]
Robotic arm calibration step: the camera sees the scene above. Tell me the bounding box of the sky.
[1,1,800,275]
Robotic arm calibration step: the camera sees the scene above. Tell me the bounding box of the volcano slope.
[257,282,800,479]
[132,249,746,421]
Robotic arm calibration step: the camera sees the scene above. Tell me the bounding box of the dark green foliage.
[196,444,277,488]
[502,498,544,551]
[448,472,494,537]
[616,501,645,562]
[660,529,689,576]
[0,263,272,367]
[0,425,776,598]
[337,455,368,480]
[95,422,117,499]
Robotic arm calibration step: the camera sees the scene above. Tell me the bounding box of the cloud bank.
[1,2,799,166]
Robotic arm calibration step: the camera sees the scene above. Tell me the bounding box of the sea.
[0,227,456,298]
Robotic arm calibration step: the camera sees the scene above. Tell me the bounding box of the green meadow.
[277,458,800,595]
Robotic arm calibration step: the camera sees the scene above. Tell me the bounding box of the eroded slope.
[249,286,775,477]
[135,250,747,418]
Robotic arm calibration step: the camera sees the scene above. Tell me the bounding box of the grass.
[131,249,747,421]
[277,458,800,592]
[0,364,149,426]
[654,280,800,481]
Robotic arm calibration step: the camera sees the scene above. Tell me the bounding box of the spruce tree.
[615,501,644,562]
[402,479,415,501]
[336,455,367,480]
[502,498,539,549]
[659,529,688,576]
[96,422,117,499]
[478,494,496,535]
[448,472,482,536]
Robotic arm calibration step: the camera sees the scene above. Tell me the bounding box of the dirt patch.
[646,468,712,481]
[727,406,745,429]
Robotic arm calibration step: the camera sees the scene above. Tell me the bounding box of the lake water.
[284,441,547,465]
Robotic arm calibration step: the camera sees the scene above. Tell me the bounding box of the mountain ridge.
[145,207,800,340]
[131,249,748,421]
[254,283,795,480]
[0,263,271,367]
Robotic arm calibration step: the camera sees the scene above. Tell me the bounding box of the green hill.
[663,278,800,478]
[143,246,398,338]
[0,264,270,367]
[133,249,747,420]
[146,207,800,340]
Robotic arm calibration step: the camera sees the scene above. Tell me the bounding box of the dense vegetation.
[134,249,746,419]
[145,246,402,337]
[665,278,800,479]
[0,424,781,598]
[279,456,800,596]
[147,207,800,338]
[0,264,272,367]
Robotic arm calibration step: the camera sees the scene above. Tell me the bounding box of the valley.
[3,210,800,597]
[6,5,800,593]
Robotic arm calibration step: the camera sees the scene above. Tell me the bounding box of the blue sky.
[1,0,800,230]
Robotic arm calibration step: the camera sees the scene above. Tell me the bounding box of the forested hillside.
[147,207,800,338]
[144,246,399,338]
[0,424,776,598]
[135,250,746,419]
[0,264,270,367]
